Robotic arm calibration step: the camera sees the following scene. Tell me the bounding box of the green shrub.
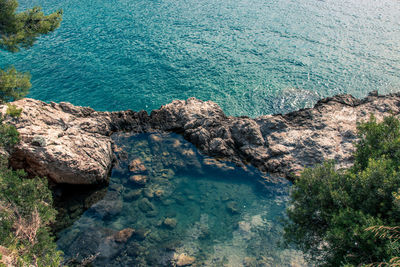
[0,1,63,265]
[0,117,19,150]
[6,103,22,118]
[0,158,62,266]
[354,115,400,172]
[285,115,400,266]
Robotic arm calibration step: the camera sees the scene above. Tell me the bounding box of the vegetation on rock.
[285,115,400,266]
[0,116,62,266]
[0,0,63,265]
[5,103,22,118]
[0,116,18,150]
[0,160,62,266]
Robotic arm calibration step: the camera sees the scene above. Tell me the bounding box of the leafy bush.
[364,226,400,266]
[0,122,61,266]
[354,115,400,172]
[285,115,400,266]
[0,159,62,266]
[0,116,19,150]
[6,104,22,118]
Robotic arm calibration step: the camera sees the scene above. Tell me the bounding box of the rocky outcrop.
[147,91,400,178]
[3,91,400,184]
[0,99,115,184]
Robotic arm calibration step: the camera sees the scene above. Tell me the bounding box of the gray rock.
[31,135,46,147]
[148,94,400,179]
[138,198,156,213]
[91,191,122,218]
[3,92,400,184]
[1,99,115,184]
[163,218,177,229]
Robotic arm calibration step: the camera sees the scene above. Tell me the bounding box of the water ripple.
[1,0,399,116]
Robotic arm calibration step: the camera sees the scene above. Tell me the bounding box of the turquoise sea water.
[1,0,400,116]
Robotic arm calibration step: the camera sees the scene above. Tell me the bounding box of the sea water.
[1,0,399,116]
[2,0,399,265]
[57,133,307,266]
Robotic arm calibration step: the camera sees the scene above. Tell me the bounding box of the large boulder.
[1,99,115,184]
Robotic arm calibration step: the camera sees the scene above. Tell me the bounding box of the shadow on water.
[52,183,108,235]
[57,132,308,266]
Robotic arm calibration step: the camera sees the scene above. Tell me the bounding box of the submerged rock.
[138,198,157,213]
[129,158,147,173]
[91,191,123,219]
[163,218,177,229]
[3,92,400,184]
[132,228,150,241]
[110,228,135,243]
[154,189,164,198]
[174,253,196,266]
[143,187,155,198]
[124,189,142,200]
[125,242,145,257]
[59,226,123,264]
[226,201,240,214]
[129,175,148,186]
[243,257,257,267]
[53,184,108,234]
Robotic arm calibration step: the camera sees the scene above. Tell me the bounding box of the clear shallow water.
[1,0,400,116]
[57,133,307,266]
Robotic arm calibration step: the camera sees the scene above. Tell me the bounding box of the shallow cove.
[57,133,307,266]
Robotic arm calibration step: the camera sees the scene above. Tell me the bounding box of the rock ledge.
[3,91,400,184]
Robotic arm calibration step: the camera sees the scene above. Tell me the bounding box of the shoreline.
[2,90,400,185]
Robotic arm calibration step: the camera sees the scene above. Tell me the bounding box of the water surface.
[1,0,399,116]
[57,133,306,266]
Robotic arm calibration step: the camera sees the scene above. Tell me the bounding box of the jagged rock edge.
[2,90,400,184]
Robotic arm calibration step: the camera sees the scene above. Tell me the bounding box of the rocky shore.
[2,91,400,185]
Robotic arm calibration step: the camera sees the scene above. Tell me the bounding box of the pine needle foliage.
[0,0,63,103]
[0,0,62,52]
[0,66,30,103]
